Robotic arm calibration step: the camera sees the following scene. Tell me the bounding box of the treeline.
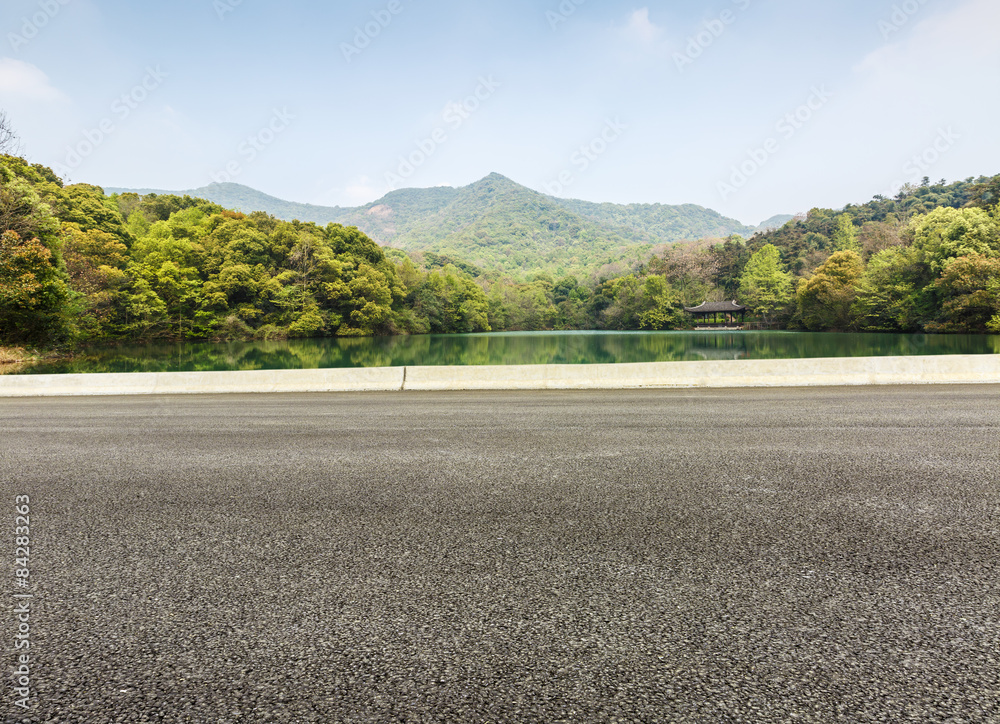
[731,176,1000,333]
[0,154,488,345]
[0,152,694,345]
[2,151,999,348]
[537,175,1000,335]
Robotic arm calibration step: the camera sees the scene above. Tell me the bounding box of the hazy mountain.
[357,174,643,274]
[551,197,758,241]
[755,214,796,232]
[107,174,780,275]
[104,182,349,226]
[336,185,462,243]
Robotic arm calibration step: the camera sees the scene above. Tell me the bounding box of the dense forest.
[1,144,999,349]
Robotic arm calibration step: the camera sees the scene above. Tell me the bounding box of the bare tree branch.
[0,110,23,156]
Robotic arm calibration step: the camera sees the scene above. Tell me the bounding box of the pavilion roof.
[684,301,747,314]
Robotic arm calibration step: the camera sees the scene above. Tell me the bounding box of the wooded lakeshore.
[3,144,999,351]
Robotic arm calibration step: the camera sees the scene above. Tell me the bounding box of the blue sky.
[2,0,998,225]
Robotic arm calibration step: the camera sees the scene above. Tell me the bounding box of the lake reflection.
[14,331,1000,375]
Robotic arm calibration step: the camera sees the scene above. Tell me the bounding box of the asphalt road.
[1,386,999,723]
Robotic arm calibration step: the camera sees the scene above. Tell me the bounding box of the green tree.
[737,244,794,323]
[710,235,751,297]
[832,214,861,253]
[127,259,204,338]
[122,277,167,337]
[414,266,491,333]
[910,207,1000,274]
[61,223,129,338]
[0,175,61,252]
[601,274,643,329]
[287,305,326,338]
[47,184,132,243]
[969,175,1000,210]
[338,264,395,336]
[796,251,864,331]
[638,275,684,330]
[851,246,922,331]
[925,255,1000,333]
[0,230,71,344]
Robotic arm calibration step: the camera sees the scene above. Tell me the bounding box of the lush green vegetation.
[553,198,757,242]
[111,173,764,279]
[748,177,1000,333]
[2,145,998,350]
[2,154,497,346]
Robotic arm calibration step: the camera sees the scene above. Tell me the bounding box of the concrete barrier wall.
[1,355,998,397]
[402,355,1000,390]
[0,367,405,397]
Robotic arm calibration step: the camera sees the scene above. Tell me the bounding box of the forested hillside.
[551,198,758,242]
[110,174,767,277]
[721,176,1000,333]
[373,174,644,276]
[1,155,491,346]
[3,151,999,350]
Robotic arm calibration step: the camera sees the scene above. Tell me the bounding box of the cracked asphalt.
[1,386,999,723]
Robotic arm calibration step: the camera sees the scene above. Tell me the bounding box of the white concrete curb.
[0,355,998,397]
[402,355,1000,390]
[0,367,406,397]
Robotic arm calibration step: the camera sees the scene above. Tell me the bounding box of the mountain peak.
[466,172,519,190]
[105,176,766,278]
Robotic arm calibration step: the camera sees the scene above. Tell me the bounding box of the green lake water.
[13,331,1000,375]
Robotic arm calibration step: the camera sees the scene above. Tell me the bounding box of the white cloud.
[622,8,664,46]
[849,0,1000,133]
[857,0,1000,77]
[765,0,1000,219]
[0,58,67,102]
[609,8,671,64]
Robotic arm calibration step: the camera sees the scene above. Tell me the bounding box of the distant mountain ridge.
[106,174,788,275]
[105,183,349,226]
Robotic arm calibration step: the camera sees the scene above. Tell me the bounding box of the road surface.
[1,387,998,722]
